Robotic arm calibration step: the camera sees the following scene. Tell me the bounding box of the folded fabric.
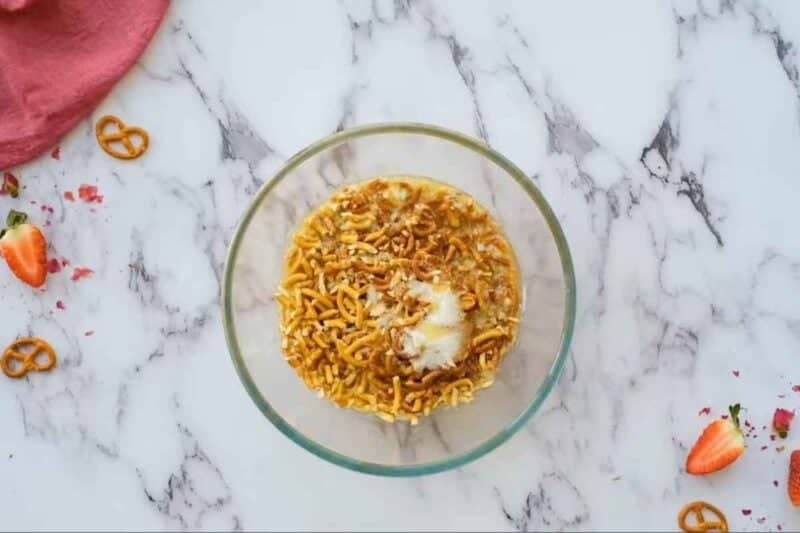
[0,0,170,169]
[0,0,36,12]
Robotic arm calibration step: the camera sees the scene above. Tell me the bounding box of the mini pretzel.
[678,501,728,533]
[1,337,57,378]
[95,115,149,160]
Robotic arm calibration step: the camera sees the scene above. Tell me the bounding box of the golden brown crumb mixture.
[276,177,520,423]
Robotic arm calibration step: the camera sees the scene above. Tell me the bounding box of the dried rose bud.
[2,172,19,198]
[773,408,795,438]
[46,258,62,273]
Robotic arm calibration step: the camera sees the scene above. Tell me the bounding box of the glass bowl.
[222,123,576,476]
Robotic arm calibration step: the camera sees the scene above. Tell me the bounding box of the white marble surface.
[2,0,800,530]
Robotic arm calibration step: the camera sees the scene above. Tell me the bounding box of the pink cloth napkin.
[0,0,169,169]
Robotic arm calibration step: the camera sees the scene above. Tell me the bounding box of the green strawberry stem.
[729,403,742,427]
[6,210,27,228]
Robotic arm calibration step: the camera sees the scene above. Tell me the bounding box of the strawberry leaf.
[729,404,742,428]
[6,210,27,227]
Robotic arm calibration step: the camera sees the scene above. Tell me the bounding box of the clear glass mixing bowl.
[222,123,576,476]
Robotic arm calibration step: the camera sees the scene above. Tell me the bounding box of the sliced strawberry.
[686,404,745,475]
[789,450,800,506]
[0,210,47,288]
[774,408,795,438]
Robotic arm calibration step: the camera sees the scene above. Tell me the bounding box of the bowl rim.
[222,122,576,476]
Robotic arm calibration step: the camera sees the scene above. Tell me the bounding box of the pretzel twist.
[678,501,728,533]
[1,337,57,378]
[95,115,149,160]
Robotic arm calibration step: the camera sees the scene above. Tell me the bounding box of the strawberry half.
[788,450,800,506]
[686,404,745,475]
[0,210,47,288]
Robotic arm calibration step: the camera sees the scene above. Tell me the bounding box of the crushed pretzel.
[276,177,520,422]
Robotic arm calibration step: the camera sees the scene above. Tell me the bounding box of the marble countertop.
[3,0,800,530]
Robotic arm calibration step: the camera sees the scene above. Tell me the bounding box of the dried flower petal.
[741,509,752,516]
[55,300,66,310]
[732,370,740,377]
[698,407,711,416]
[63,191,74,202]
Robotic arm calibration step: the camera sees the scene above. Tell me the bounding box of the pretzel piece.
[95,115,149,160]
[678,501,728,533]
[1,337,57,378]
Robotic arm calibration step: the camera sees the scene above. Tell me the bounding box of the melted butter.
[403,281,466,371]
[420,323,452,341]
